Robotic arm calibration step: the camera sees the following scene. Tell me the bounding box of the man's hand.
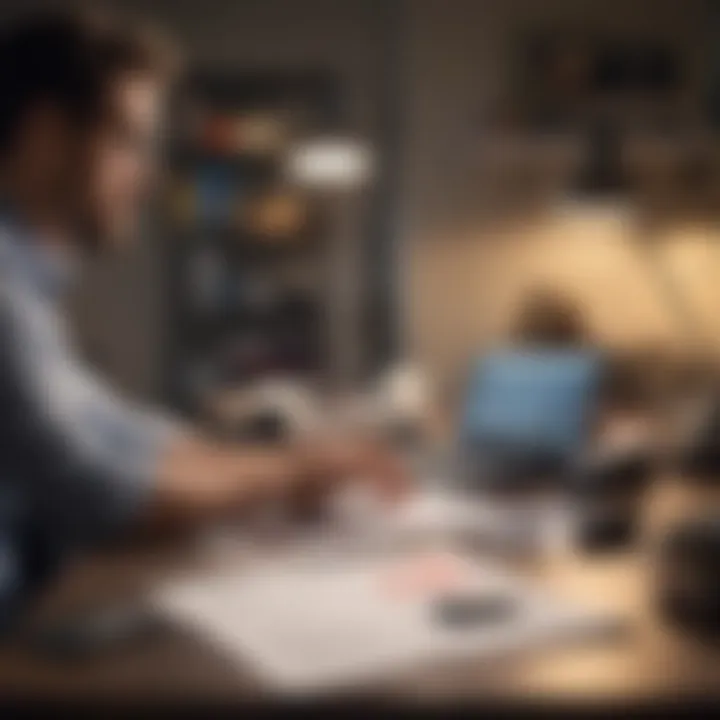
[285,436,410,522]
[148,433,410,531]
[292,436,409,504]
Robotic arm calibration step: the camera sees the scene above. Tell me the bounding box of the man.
[0,10,405,627]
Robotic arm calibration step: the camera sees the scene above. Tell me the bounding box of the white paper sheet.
[154,547,621,693]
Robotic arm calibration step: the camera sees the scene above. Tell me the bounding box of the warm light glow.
[554,195,639,231]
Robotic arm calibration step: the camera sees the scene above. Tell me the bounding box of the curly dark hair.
[0,7,179,157]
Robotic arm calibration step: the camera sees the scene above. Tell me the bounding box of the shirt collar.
[0,211,78,301]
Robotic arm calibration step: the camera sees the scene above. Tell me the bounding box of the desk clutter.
[204,362,436,445]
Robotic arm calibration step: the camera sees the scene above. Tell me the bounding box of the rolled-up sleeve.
[0,285,185,548]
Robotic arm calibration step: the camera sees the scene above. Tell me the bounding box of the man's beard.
[74,217,104,256]
[75,210,133,257]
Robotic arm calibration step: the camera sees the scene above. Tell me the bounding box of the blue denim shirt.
[0,220,181,627]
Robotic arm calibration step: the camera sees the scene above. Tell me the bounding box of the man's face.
[80,73,164,249]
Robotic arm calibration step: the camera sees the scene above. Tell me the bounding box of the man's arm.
[74,348,410,530]
[73,368,408,532]
[147,432,407,532]
[72,371,300,529]
[0,287,407,546]
[148,435,293,528]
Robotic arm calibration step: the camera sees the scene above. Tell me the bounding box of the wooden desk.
[0,478,719,703]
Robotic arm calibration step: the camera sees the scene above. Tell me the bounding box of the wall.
[398,0,720,389]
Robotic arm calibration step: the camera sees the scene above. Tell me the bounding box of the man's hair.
[511,287,588,347]
[0,8,179,156]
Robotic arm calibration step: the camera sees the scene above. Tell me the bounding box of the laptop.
[432,349,604,491]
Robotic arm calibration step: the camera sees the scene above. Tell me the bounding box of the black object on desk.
[458,440,568,494]
[433,593,519,629]
[656,516,720,637]
[567,447,653,553]
[675,391,720,480]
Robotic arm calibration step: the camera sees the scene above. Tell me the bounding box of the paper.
[154,548,620,693]
[323,487,572,558]
[329,487,487,538]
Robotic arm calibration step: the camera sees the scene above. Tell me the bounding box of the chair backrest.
[460,349,603,459]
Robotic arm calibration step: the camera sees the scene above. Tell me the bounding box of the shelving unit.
[162,72,338,427]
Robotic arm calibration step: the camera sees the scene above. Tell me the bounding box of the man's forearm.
[140,431,407,533]
[147,435,297,529]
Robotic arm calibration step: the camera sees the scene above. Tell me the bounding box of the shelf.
[168,146,282,174]
[164,70,338,415]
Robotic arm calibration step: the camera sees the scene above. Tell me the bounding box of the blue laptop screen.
[460,350,602,455]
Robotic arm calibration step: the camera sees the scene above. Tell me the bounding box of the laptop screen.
[460,349,602,456]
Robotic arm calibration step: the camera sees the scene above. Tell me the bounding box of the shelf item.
[197,164,236,225]
[195,110,289,158]
[241,191,309,241]
[199,114,237,155]
[234,112,288,156]
[167,176,197,228]
[286,136,375,189]
[235,271,281,313]
[187,244,225,313]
